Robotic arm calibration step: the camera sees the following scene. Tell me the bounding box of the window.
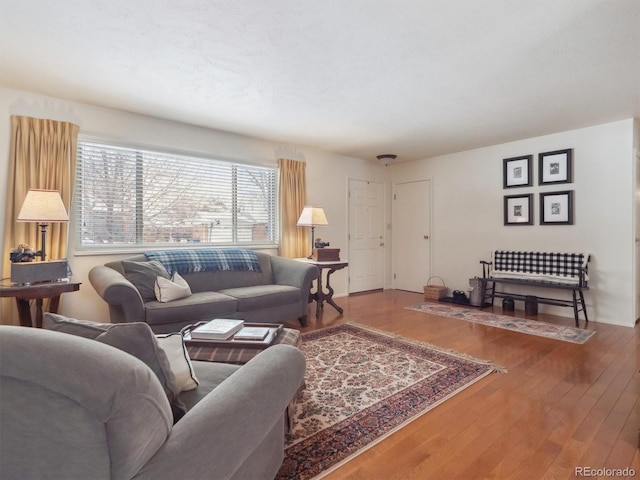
[75,139,278,249]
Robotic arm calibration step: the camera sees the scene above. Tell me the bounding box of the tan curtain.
[1,116,79,324]
[278,158,308,258]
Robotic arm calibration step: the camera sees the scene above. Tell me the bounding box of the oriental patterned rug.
[406,302,595,344]
[276,323,503,480]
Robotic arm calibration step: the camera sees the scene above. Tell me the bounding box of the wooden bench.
[480,251,590,326]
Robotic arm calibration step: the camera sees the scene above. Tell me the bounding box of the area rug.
[276,323,503,480]
[406,302,595,344]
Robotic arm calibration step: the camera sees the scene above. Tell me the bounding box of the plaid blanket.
[493,251,588,278]
[145,249,261,275]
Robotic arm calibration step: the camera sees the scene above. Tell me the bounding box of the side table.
[294,258,349,318]
[0,279,81,328]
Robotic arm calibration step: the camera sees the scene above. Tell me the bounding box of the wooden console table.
[295,258,348,318]
[0,279,81,328]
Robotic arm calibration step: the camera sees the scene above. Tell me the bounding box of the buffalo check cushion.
[491,251,589,285]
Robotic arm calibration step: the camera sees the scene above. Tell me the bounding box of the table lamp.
[297,206,328,259]
[17,189,69,261]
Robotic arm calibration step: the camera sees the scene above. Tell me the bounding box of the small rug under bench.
[406,302,595,344]
[276,323,504,480]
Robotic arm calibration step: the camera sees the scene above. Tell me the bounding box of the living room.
[1,2,639,478]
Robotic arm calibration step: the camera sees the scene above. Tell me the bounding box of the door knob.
[424,235,429,240]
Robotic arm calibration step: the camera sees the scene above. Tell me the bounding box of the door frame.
[347,177,387,294]
[634,148,640,323]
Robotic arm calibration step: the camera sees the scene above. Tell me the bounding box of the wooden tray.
[181,322,284,348]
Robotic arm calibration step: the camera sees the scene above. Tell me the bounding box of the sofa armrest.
[133,344,306,480]
[270,255,319,291]
[88,266,145,323]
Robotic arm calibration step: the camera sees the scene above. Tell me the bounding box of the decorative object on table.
[503,155,532,188]
[406,302,595,344]
[503,193,533,225]
[189,318,244,340]
[12,189,70,284]
[538,148,572,185]
[376,153,397,167]
[296,206,329,259]
[10,260,70,285]
[423,275,448,301]
[540,190,574,225]
[314,238,330,248]
[9,243,35,262]
[277,322,503,480]
[311,247,340,261]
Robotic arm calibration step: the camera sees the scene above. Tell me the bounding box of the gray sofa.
[89,250,319,333]
[0,323,305,480]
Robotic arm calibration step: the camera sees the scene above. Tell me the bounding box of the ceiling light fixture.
[376,154,397,167]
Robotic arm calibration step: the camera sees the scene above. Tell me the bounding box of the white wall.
[391,119,637,327]
[1,86,635,327]
[0,86,389,323]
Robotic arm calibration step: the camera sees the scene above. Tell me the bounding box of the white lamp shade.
[17,189,69,223]
[297,206,328,227]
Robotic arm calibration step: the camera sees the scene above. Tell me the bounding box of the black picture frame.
[503,155,533,188]
[538,149,572,185]
[504,194,533,226]
[540,190,574,225]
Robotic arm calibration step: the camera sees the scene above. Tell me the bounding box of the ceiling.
[1,1,639,161]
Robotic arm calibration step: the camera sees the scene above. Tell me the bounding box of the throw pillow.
[43,312,110,339]
[122,260,171,301]
[94,322,187,423]
[156,333,199,391]
[43,313,187,423]
[154,272,192,303]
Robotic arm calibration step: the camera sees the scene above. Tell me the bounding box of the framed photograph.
[538,148,572,185]
[503,155,533,188]
[540,190,574,225]
[504,194,533,226]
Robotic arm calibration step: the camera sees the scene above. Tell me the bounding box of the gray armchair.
[0,326,305,480]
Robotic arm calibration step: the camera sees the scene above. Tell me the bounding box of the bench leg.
[480,280,494,309]
[579,290,589,323]
[572,290,580,327]
[488,281,496,307]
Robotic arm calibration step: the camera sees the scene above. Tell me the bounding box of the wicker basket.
[424,276,448,301]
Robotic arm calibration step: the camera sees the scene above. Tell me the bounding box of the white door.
[348,179,385,293]
[393,180,431,292]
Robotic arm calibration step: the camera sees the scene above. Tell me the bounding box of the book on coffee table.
[233,326,270,341]
[190,319,244,340]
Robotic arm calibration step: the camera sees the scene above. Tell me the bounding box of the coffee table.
[183,323,301,365]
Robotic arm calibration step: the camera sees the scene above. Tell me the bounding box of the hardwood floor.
[285,289,639,480]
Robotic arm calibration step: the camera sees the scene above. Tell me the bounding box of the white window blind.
[75,139,278,249]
